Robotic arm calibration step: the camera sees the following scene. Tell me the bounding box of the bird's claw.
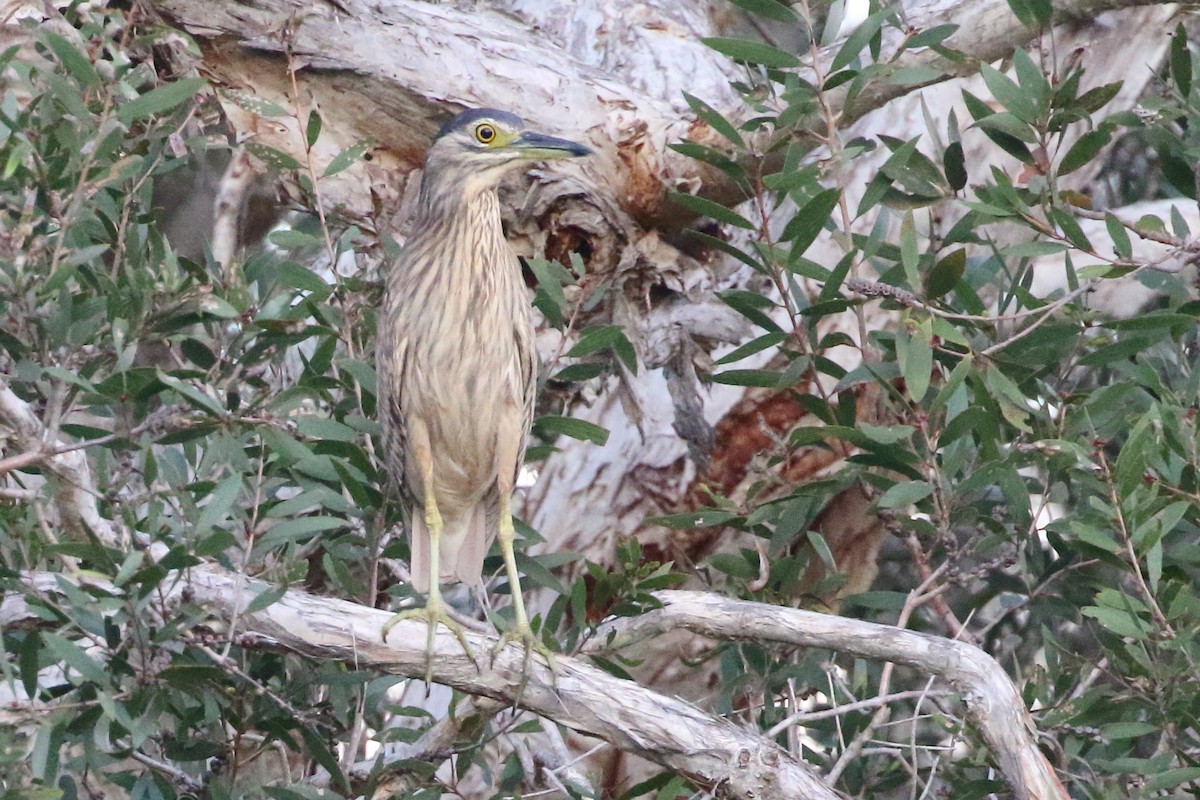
[381,602,480,684]
[491,622,558,698]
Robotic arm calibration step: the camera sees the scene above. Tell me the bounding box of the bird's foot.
[381,600,479,684]
[491,620,558,697]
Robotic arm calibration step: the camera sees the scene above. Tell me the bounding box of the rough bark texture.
[141,0,1178,597]
[36,1,1180,796]
[4,567,1069,800]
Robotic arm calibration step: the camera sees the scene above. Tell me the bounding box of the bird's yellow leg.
[492,489,558,680]
[381,428,476,682]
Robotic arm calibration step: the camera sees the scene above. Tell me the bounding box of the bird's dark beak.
[511,130,591,160]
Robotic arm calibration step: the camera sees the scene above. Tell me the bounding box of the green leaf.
[1082,605,1149,639]
[525,257,571,324]
[1071,521,1121,554]
[1171,23,1192,99]
[979,63,1036,122]
[1146,767,1200,792]
[716,332,787,365]
[1011,48,1048,104]
[274,262,329,292]
[943,140,967,191]
[887,66,945,87]
[268,229,323,250]
[246,142,303,171]
[1059,129,1110,175]
[553,362,607,382]
[195,474,242,535]
[257,516,346,550]
[295,417,358,442]
[1100,722,1157,740]
[44,32,100,88]
[324,138,375,177]
[246,583,288,613]
[683,92,745,148]
[1003,241,1067,258]
[900,211,920,290]
[669,191,756,229]
[647,510,738,529]
[156,371,225,416]
[780,188,840,254]
[1074,81,1123,114]
[1005,0,1051,29]
[806,531,837,570]
[1048,207,1091,251]
[899,324,932,402]
[928,354,972,415]
[568,325,638,373]
[43,634,109,685]
[720,289,783,333]
[117,78,207,124]
[1105,213,1132,259]
[877,480,935,509]
[712,368,790,388]
[830,8,888,71]
[904,24,959,50]
[305,108,322,148]
[701,37,801,69]
[859,423,914,444]
[300,727,348,792]
[924,248,965,299]
[534,415,609,446]
[220,89,288,118]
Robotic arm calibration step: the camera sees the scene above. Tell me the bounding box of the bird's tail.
[408,502,490,594]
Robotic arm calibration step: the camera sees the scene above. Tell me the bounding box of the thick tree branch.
[596,591,1069,800]
[147,0,1169,229]
[6,566,840,800]
[7,567,1070,800]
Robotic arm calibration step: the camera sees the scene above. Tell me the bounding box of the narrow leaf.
[118,78,206,124]
[1171,23,1192,99]
[669,191,756,230]
[877,480,934,509]
[1105,213,1132,259]
[324,138,375,177]
[1059,129,1110,175]
[701,37,801,69]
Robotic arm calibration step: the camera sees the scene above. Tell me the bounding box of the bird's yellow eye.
[474,123,496,144]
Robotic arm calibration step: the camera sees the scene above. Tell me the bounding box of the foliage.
[660,6,1200,799]
[0,6,638,798]
[1,2,1199,800]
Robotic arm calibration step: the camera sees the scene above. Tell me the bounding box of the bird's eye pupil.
[476,124,495,143]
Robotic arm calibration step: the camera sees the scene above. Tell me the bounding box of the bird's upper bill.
[507,130,591,160]
[434,107,591,162]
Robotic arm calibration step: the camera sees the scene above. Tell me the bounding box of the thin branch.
[766,689,952,736]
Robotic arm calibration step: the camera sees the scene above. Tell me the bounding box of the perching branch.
[7,566,1069,800]
[6,566,841,800]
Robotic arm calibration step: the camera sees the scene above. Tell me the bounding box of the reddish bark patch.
[615,119,666,223]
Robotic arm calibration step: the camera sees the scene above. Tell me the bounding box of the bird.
[377,108,589,678]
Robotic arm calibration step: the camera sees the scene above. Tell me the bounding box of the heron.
[377,108,589,678]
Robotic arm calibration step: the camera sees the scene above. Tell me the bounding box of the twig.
[767,689,951,737]
[129,750,205,794]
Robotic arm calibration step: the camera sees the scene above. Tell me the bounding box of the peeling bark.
[5,567,1069,800]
